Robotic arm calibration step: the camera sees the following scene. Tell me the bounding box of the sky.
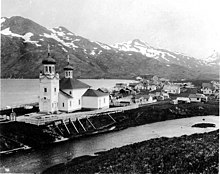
[1,0,220,59]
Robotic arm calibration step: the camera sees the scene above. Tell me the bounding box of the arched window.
[49,66,52,73]
[45,66,48,73]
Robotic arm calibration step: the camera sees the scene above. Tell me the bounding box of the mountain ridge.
[1,16,219,80]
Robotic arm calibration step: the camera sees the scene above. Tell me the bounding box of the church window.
[78,99,80,105]
[44,97,46,100]
[66,71,68,77]
[44,88,47,92]
[63,103,65,107]
[45,66,48,73]
[69,91,72,95]
[49,66,52,73]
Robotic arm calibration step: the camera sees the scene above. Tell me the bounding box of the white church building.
[39,48,109,113]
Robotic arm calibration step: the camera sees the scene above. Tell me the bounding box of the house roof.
[97,88,109,93]
[133,95,144,99]
[202,83,212,88]
[129,83,139,87]
[189,93,206,99]
[202,83,215,90]
[83,89,109,97]
[134,94,151,99]
[163,85,180,90]
[60,78,90,90]
[59,89,73,98]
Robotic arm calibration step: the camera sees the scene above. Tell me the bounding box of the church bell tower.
[39,45,59,113]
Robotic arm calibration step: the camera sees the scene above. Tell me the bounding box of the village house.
[201,83,215,95]
[115,83,128,89]
[114,96,133,106]
[139,74,159,83]
[147,84,157,91]
[188,93,208,102]
[136,76,142,81]
[129,82,145,90]
[82,89,109,110]
[159,77,170,83]
[155,91,170,100]
[211,81,220,90]
[163,85,180,94]
[97,87,110,93]
[176,97,191,103]
[132,94,155,104]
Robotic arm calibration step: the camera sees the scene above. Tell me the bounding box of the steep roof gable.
[83,89,109,97]
[59,89,73,98]
[60,78,90,90]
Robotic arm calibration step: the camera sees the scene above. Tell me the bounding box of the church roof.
[60,78,90,90]
[42,53,56,65]
[59,89,73,98]
[83,89,109,97]
[64,64,74,70]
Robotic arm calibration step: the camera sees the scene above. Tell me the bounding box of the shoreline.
[0,101,219,155]
[43,129,219,174]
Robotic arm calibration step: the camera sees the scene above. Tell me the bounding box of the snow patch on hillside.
[95,42,111,50]
[23,32,41,46]
[90,50,96,55]
[67,32,74,36]
[0,18,6,25]
[0,28,41,46]
[1,27,23,37]
[73,39,80,42]
[43,32,78,48]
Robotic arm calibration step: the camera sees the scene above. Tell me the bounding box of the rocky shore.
[43,130,219,174]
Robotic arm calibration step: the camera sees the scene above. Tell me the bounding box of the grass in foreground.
[43,130,219,174]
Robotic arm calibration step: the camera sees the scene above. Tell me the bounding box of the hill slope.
[1,16,219,80]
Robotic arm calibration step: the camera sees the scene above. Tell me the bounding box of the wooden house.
[189,93,207,102]
[163,85,180,94]
[82,89,109,110]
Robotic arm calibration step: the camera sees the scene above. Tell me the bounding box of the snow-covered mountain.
[111,39,218,69]
[203,50,220,66]
[0,16,219,80]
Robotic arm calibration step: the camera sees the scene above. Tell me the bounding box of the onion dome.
[42,54,56,64]
[42,45,56,64]
[64,55,73,70]
[64,63,73,70]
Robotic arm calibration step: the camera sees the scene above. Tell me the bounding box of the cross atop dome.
[48,44,51,56]
[42,45,56,65]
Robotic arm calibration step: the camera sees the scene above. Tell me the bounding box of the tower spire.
[67,55,70,64]
[48,44,51,56]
